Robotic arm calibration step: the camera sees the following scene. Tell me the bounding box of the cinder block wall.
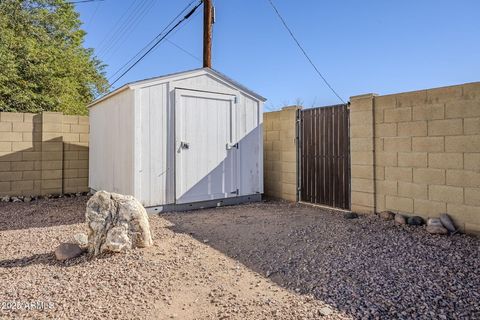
[350,82,480,234]
[0,111,89,196]
[263,106,299,201]
[62,115,89,194]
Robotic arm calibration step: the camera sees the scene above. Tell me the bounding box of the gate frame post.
[295,108,301,202]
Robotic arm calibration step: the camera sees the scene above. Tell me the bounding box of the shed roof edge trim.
[87,68,266,108]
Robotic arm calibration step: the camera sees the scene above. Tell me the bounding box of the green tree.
[0,0,108,115]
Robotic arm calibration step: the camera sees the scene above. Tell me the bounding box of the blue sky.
[76,0,480,110]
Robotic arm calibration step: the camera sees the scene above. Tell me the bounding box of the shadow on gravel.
[164,200,480,319]
[0,252,86,268]
[0,253,56,268]
[0,197,87,232]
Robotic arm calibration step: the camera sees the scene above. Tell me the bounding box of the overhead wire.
[98,0,153,58]
[84,0,102,29]
[266,0,345,103]
[163,7,203,63]
[108,0,199,81]
[96,0,145,56]
[99,0,157,60]
[166,39,201,62]
[108,0,203,89]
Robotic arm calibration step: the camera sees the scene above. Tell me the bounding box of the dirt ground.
[1,197,479,319]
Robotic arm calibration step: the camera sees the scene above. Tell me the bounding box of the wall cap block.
[350,93,378,101]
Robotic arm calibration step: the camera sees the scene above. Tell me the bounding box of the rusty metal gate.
[297,104,351,210]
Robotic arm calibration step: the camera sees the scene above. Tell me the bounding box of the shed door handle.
[226,142,238,150]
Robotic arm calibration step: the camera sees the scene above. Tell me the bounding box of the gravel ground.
[1,197,344,320]
[165,201,480,319]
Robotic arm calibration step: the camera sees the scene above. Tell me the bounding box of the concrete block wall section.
[349,94,376,214]
[0,111,89,197]
[263,106,300,201]
[350,82,480,234]
[62,114,89,194]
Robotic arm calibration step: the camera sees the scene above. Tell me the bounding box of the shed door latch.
[180,141,190,149]
[226,142,238,150]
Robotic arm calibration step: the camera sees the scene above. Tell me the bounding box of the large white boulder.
[86,191,153,255]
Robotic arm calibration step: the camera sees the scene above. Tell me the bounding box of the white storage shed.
[88,68,265,212]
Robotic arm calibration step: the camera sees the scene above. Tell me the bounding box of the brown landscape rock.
[426,225,448,235]
[427,218,443,226]
[54,243,84,261]
[379,211,395,221]
[394,214,406,225]
[440,213,457,233]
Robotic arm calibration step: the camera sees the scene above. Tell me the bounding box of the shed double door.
[175,89,239,204]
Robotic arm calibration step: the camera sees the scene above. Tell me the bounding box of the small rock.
[407,216,424,226]
[319,306,333,316]
[426,225,448,235]
[23,196,32,202]
[344,212,358,219]
[1,195,10,202]
[55,243,84,261]
[427,218,442,227]
[74,233,88,248]
[394,213,406,225]
[11,197,22,203]
[379,211,395,221]
[439,213,456,233]
[76,192,82,197]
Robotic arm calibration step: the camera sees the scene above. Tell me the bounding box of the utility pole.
[203,0,213,68]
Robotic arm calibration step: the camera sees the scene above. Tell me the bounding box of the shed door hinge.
[234,96,238,104]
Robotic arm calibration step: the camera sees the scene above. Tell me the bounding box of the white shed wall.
[136,82,175,207]
[89,89,135,195]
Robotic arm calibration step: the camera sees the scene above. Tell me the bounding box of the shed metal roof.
[88,67,266,107]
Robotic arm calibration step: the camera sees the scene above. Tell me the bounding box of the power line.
[108,0,203,88]
[162,8,203,63]
[84,0,102,29]
[101,0,157,60]
[96,0,143,55]
[108,0,199,82]
[166,39,201,62]
[98,0,153,58]
[266,0,345,104]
